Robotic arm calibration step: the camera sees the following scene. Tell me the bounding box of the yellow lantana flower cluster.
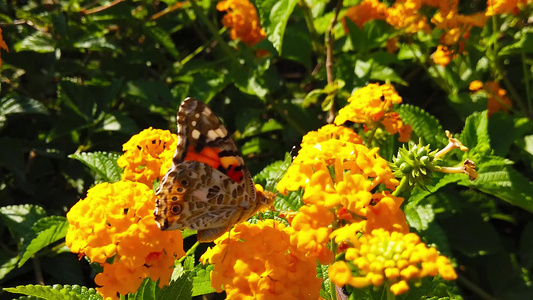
[200,219,323,299]
[65,181,185,299]
[329,229,457,296]
[217,0,266,46]
[117,127,178,187]
[334,83,412,142]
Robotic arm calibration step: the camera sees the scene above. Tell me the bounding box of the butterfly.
[154,98,275,242]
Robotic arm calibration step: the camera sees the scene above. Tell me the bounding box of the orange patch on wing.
[184,145,221,169]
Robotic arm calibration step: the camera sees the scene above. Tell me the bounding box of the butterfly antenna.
[265,146,298,192]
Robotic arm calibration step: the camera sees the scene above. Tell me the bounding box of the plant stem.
[299,0,322,53]
[392,177,409,197]
[325,0,343,123]
[189,0,239,67]
[32,257,44,285]
[457,274,498,300]
[177,241,200,264]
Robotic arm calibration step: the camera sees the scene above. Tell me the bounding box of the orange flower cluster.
[217,0,266,46]
[469,80,513,116]
[334,83,412,142]
[329,229,457,295]
[66,181,185,299]
[343,0,387,29]
[486,0,529,16]
[272,82,458,296]
[0,28,8,67]
[117,127,178,187]
[432,45,455,67]
[200,220,323,299]
[277,120,408,236]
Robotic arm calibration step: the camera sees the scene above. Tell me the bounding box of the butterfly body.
[154,98,274,242]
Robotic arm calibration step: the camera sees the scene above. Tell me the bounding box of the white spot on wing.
[192,129,201,140]
[207,129,220,141]
[191,120,197,127]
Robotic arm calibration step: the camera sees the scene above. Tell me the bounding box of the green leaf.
[142,25,180,60]
[124,80,175,110]
[253,157,290,191]
[461,162,533,213]
[185,69,230,104]
[127,278,158,300]
[404,202,435,231]
[0,96,49,128]
[74,36,118,51]
[489,114,533,157]
[303,89,324,107]
[69,152,123,183]
[0,205,47,242]
[14,31,56,53]
[192,264,215,296]
[499,29,533,55]
[3,284,101,300]
[98,113,139,135]
[256,0,299,53]
[281,23,312,70]
[274,189,304,212]
[0,249,19,281]
[18,216,68,267]
[396,105,448,150]
[457,111,490,156]
[160,271,193,300]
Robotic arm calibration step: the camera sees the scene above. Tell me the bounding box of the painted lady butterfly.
[154,98,275,242]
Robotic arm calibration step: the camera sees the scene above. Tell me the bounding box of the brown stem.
[33,257,45,285]
[82,0,126,15]
[325,0,343,123]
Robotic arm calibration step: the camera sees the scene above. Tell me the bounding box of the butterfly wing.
[154,98,259,242]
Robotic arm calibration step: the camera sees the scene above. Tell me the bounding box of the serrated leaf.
[160,271,193,300]
[127,278,158,300]
[254,155,291,191]
[18,216,68,267]
[69,152,122,183]
[457,111,490,156]
[256,0,298,53]
[142,25,180,60]
[274,189,304,212]
[4,284,101,300]
[396,105,448,150]
[192,265,215,296]
[461,163,533,213]
[0,205,47,242]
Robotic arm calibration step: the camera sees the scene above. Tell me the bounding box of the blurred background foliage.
[0,0,532,299]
